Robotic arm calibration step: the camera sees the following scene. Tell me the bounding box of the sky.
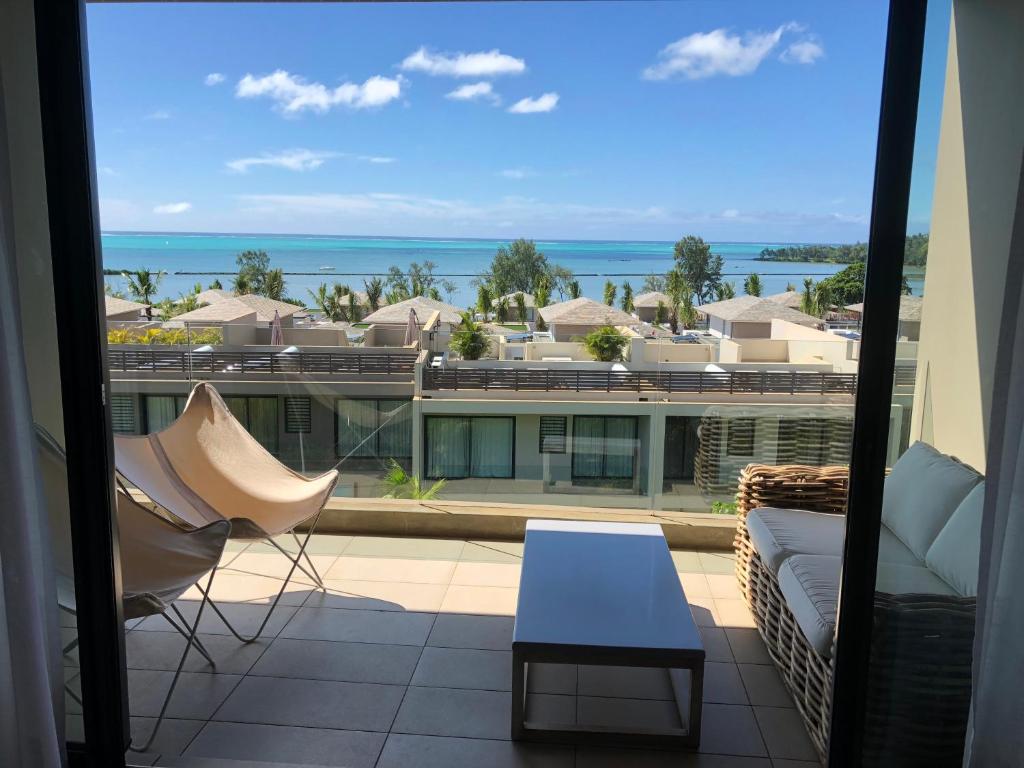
[86,1,950,243]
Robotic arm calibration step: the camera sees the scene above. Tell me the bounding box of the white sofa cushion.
[748,508,920,575]
[778,554,959,659]
[882,442,982,560]
[926,481,985,597]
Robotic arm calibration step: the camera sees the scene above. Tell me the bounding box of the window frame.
[571,415,639,482]
[334,398,414,461]
[424,415,516,480]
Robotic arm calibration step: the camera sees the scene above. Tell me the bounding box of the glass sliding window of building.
[425,416,514,479]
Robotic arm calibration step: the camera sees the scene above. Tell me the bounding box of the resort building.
[104,295,148,322]
[845,294,923,340]
[632,290,672,322]
[536,296,637,341]
[697,295,823,338]
[495,291,536,321]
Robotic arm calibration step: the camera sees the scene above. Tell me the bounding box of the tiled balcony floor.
[72,534,820,768]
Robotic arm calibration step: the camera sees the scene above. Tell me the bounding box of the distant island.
[756,233,928,266]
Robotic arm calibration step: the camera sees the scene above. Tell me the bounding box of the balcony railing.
[107,347,418,376]
[423,368,858,395]
[893,363,917,386]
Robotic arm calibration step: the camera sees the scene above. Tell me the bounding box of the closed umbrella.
[404,308,419,346]
[270,309,284,345]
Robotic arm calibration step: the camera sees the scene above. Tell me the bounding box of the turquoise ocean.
[101,232,922,310]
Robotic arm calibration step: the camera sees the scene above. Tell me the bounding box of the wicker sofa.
[733,442,982,765]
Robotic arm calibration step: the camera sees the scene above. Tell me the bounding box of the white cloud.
[226,149,340,173]
[205,72,226,86]
[781,39,825,65]
[400,47,525,78]
[508,93,559,114]
[153,202,191,214]
[721,208,740,218]
[144,109,171,120]
[643,23,804,80]
[236,70,403,114]
[359,155,397,164]
[445,81,501,105]
[500,168,534,180]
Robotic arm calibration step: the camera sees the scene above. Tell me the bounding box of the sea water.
[100,232,924,309]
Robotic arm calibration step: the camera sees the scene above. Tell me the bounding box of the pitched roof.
[632,291,671,308]
[497,292,536,308]
[194,288,234,305]
[172,297,258,323]
[698,295,820,324]
[845,295,922,322]
[361,296,464,325]
[231,294,304,322]
[764,290,803,309]
[537,297,637,326]
[104,295,148,317]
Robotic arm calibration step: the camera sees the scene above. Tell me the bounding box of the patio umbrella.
[404,308,419,346]
[270,309,284,345]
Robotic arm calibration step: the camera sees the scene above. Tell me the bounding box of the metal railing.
[422,368,858,395]
[107,347,418,376]
[893,363,917,386]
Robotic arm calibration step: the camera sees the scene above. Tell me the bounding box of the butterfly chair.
[36,426,230,753]
[114,382,339,643]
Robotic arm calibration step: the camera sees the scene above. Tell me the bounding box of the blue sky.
[86,1,949,242]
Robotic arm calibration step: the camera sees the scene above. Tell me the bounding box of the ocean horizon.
[100,231,920,309]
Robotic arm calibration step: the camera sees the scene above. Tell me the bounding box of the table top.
[513,520,704,655]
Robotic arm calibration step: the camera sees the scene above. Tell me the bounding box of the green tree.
[621,281,635,312]
[800,278,817,316]
[347,292,362,322]
[308,283,350,322]
[209,279,223,290]
[567,279,582,300]
[514,292,527,322]
[476,285,493,321]
[716,282,736,301]
[104,283,126,299]
[655,301,669,325]
[581,325,629,362]
[495,296,510,323]
[665,267,690,333]
[603,280,617,307]
[485,239,549,295]
[534,275,551,331]
[744,273,762,297]
[381,458,446,500]
[363,277,384,312]
[814,261,911,307]
[786,282,797,292]
[642,274,666,293]
[673,235,723,304]
[121,268,165,319]
[263,268,286,300]
[440,279,458,303]
[549,265,575,301]
[235,250,271,295]
[450,313,491,360]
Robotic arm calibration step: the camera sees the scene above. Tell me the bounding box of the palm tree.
[495,297,510,324]
[715,282,736,301]
[476,285,492,322]
[514,292,527,322]
[603,280,617,307]
[744,273,762,297]
[533,277,551,331]
[381,459,446,500]
[568,279,582,300]
[450,313,490,360]
[121,268,164,319]
[307,282,349,322]
[621,281,635,312]
[346,291,362,323]
[232,273,251,295]
[363,277,384,312]
[800,278,817,316]
[263,268,286,300]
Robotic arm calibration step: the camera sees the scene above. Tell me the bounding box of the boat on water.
[318,265,334,271]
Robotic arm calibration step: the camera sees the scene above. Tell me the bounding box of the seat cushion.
[926,481,985,596]
[747,508,922,575]
[777,554,959,659]
[882,441,982,560]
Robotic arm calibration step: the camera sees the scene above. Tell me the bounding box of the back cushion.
[926,482,985,596]
[882,442,982,560]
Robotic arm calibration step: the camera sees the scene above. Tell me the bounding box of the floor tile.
[129,717,204,758]
[699,703,767,757]
[725,628,772,665]
[526,693,577,725]
[753,706,819,761]
[577,665,674,700]
[218,551,339,584]
[127,669,241,721]
[212,675,404,731]
[578,747,770,767]
[246,533,353,556]
[135,601,297,640]
[412,647,513,691]
[578,696,681,731]
[715,599,757,629]
[461,540,524,564]
[440,585,519,616]
[427,613,515,651]
[325,556,456,584]
[178,572,314,606]
[671,550,704,573]
[306,579,448,613]
[703,662,748,705]
[279,606,435,645]
[125,631,271,676]
[377,733,573,768]
[249,638,422,686]
[679,572,711,598]
[343,536,466,560]
[451,561,522,587]
[739,664,794,708]
[525,663,577,695]
[706,574,744,600]
[688,597,720,627]
[699,552,737,575]
[184,721,385,768]
[392,686,512,740]
[699,626,734,663]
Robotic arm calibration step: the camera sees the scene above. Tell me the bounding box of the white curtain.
[470,418,513,478]
[604,416,637,478]
[0,71,65,765]
[426,417,469,478]
[378,401,412,460]
[144,395,181,433]
[965,178,1024,766]
[337,399,377,459]
[572,416,605,478]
